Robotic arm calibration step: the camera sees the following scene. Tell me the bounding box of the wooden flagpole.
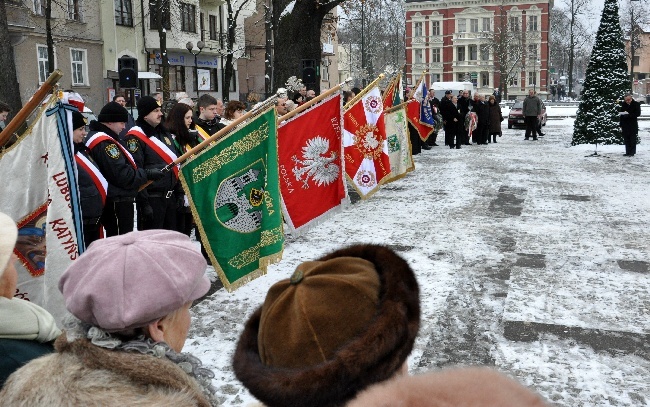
[0,69,63,147]
[277,78,352,124]
[344,73,386,111]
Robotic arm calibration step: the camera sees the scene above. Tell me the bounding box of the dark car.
[507,100,547,129]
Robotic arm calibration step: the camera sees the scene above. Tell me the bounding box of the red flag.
[277,94,347,234]
[383,80,396,110]
[343,86,391,199]
[407,79,434,141]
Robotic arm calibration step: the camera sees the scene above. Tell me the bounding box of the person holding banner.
[126,96,183,231]
[70,110,105,247]
[86,102,158,238]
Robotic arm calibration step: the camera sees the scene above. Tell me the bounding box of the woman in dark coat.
[487,95,503,143]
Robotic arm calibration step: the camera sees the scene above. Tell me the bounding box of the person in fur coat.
[347,367,549,407]
[0,230,217,406]
[233,244,421,407]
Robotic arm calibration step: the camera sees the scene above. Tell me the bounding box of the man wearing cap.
[439,90,457,147]
[124,96,182,231]
[85,102,162,238]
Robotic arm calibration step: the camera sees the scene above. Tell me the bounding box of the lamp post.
[186,40,205,99]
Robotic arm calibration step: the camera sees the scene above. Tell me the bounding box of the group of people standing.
[437,89,504,149]
[69,92,239,251]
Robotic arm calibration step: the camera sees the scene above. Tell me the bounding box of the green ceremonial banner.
[180,108,284,292]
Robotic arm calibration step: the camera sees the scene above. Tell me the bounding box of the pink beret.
[59,230,209,332]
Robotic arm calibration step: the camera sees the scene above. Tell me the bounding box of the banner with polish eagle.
[343,86,391,199]
[277,93,347,235]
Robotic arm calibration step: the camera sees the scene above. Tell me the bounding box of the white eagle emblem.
[292,136,340,189]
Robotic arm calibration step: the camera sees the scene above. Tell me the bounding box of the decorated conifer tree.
[572,0,631,146]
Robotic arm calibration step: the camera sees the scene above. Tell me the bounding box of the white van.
[430,82,476,101]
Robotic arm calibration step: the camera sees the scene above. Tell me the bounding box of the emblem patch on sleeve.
[127,138,139,153]
[105,144,121,159]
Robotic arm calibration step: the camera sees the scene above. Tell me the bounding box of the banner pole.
[0,69,63,147]
[343,73,386,111]
[278,78,352,124]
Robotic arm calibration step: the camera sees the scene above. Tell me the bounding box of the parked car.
[507,100,547,129]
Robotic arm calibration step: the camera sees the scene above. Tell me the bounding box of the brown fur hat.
[232,244,420,407]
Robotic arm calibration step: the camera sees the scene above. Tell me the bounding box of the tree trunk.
[155,0,170,100]
[272,1,330,94]
[0,0,22,115]
[222,14,235,102]
[46,0,54,75]
[264,0,272,98]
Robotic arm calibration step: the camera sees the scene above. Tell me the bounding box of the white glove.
[619,111,629,116]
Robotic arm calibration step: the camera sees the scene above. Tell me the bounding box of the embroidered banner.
[407,79,434,142]
[277,93,347,235]
[343,86,391,199]
[0,98,84,325]
[179,108,283,291]
[384,106,414,183]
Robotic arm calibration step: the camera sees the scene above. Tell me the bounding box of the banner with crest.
[407,78,435,141]
[0,96,84,325]
[179,108,284,291]
[277,93,347,235]
[384,105,414,183]
[343,86,391,199]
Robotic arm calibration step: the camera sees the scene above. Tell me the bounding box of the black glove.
[145,168,165,181]
[139,203,154,221]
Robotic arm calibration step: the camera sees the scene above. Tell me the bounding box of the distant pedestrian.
[619,93,641,156]
[523,89,542,140]
[472,93,490,145]
[488,95,502,143]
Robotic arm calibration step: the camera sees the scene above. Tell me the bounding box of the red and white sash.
[85,132,137,169]
[75,152,108,205]
[126,126,180,178]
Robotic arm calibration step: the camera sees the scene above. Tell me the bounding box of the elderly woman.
[0,230,217,406]
[0,213,60,387]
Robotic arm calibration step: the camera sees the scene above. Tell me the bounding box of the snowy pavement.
[185,118,650,406]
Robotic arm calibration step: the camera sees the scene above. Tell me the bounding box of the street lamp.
[186,40,205,98]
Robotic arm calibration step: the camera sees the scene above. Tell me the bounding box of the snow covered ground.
[185,118,650,406]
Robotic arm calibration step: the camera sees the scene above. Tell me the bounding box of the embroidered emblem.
[105,144,121,159]
[249,188,264,207]
[355,170,376,188]
[164,137,172,146]
[214,167,263,233]
[364,95,382,114]
[387,134,400,153]
[291,136,339,189]
[353,123,384,160]
[126,138,139,153]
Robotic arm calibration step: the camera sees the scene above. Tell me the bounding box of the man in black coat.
[458,90,472,145]
[426,87,441,147]
[439,90,456,147]
[619,93,641,156]
[472,93,490,145]
[125,96,183,231]
[85,102,161,237]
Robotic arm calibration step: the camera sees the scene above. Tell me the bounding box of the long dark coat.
[488,103,502,134]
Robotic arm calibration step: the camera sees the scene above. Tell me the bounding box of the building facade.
[625,23,650,97]
[405,0,552,100]
[6,0,104,112]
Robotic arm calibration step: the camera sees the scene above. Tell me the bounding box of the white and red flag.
[277,93,347,235]
[343,86,391,199]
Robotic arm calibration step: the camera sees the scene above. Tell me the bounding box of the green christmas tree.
[572,0,631,145]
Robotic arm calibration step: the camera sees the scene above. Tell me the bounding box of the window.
[457,73,467,82]
[431,21,440,36]
[527,15,538,31]
[209,15,219,41]
[171,66,186,91]
[481,72,489,87]
[431,73,441,83]
[509,16,519,32]
[528,71,536,86]
[482,17,490,32]
[37,45,49,84]
[633,55,640,66]
[528,44,538,59]
[149,0,170,30]
[458,19,466,33]
[200,12,205,41]
[114,0,133,26]
[432,48,441,63]
[70,48,87,86]
[210,69,219,91]
[457,46,465,61]
[67,0,82,21]
[470,19,478,33]
[180,3,196,33]
[414,49,423,63]
[230,71,237,92]
[509,75,518,86]
[33,0,45,15]
[480,44,490,61]
[414,22,423,37]
[469,45,477,60]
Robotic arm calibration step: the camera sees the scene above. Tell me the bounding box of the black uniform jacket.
[74,143,104,219]
[84,121,147,199]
